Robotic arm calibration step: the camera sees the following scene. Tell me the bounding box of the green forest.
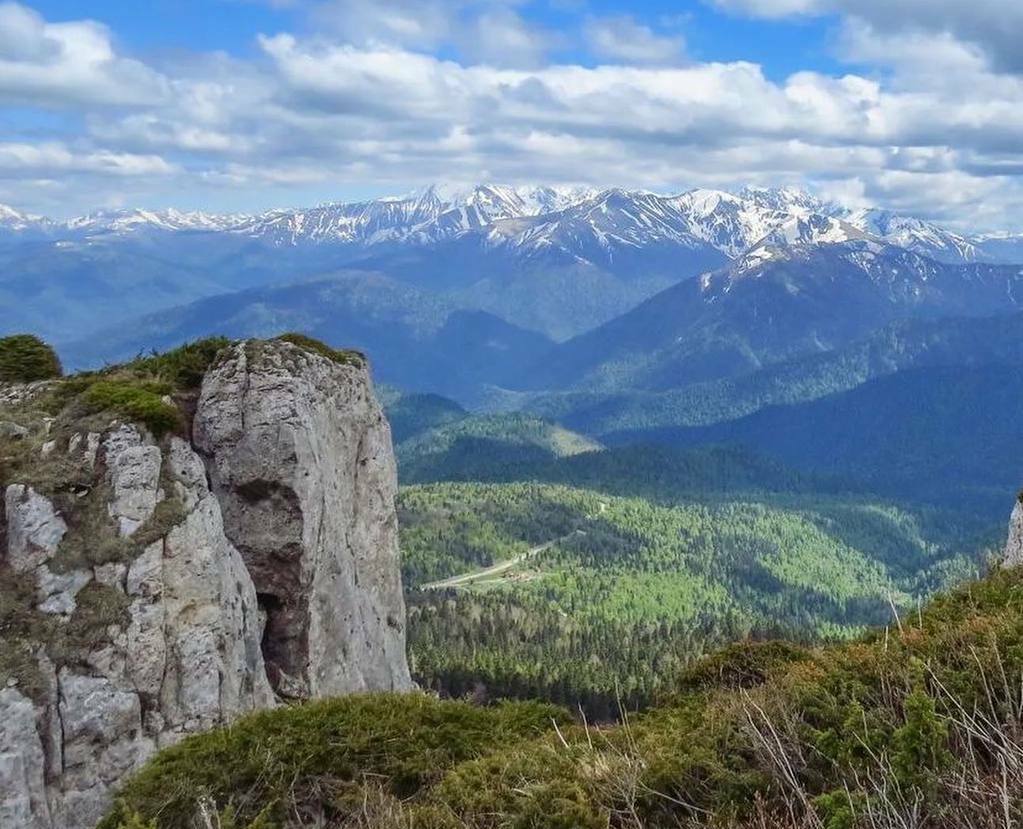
[399,480,998,717]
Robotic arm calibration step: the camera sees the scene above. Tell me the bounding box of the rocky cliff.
[0,337,411,829]
[1005,495,1023,568]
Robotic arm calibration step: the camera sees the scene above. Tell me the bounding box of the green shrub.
[83,380,182,437]
[99,694,566,829]
[0,334,62,383]
[672,640,814,696]
[125,337,230,389]
[275,333,365,368]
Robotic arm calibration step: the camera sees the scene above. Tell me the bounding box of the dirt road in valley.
[419,530,585,590]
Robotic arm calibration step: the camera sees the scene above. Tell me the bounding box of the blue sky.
[25,1,845,78]
[1,0,1022,230]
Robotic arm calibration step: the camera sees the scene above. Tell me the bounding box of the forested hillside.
[510,310,1023,434]
[622,364,1023,513]
[400,482,996,716]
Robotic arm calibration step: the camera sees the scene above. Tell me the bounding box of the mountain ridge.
[3,183,1018,264]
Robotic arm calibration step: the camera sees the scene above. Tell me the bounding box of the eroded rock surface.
[194,340,412,697]
[0,340,412,828]
[1005,498,1023,567]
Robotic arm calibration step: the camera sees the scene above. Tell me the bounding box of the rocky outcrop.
[0,689,51,829]
[0,339,411,828]
[1005,497,1023,568]
[194,340,412,697]
[2,428,276,829]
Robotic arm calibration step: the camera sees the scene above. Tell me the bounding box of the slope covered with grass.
[103,565,1023,829]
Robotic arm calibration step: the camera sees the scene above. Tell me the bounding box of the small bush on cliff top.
[0,334,62,383]
[41,338,232,436]
[82,380,181,437]
[276,332,365,368]
[123,336,231,389]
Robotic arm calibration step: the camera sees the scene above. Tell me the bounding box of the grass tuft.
[275,333,365,368]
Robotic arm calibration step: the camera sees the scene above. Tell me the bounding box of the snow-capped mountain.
[2,184,1018,269]
[842,208,981,264]
[231,184,597,248]
[735,214,872,271]
[491,189,715,260]
[65,208,251,235]
[0,205,249,239]
[0,204,53,237]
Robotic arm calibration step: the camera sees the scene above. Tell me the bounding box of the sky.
[1,0,1022,230]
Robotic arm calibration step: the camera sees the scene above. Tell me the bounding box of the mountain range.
[5,182,1023,435]
[4,184,1012,263]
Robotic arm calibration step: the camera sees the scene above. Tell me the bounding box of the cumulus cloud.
[309,0,558,67]
[2,1,1023,229]
[0,142,175,176]
[584,15,686,65]
[712,0,1023,74]
[0,2,166,106]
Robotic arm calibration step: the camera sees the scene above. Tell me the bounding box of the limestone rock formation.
[194,340,412,697]
[0,338,411,828]
[1005,496,1023,568]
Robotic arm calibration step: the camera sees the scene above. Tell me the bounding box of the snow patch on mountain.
[2,185,1020,269]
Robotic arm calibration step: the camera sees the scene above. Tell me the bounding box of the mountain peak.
[0,184,1015,266]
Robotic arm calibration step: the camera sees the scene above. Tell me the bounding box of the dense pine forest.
[398,478,998,716]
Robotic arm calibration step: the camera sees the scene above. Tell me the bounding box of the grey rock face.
[194,340,412,697]
[0,689,51,829]
[0,339,412,827]
[104,425,163,537]
[158,437,275,737]
[4,485,67,573]
[1005,499,1023,567]
[1,432,274,828]
[0,420,29,439]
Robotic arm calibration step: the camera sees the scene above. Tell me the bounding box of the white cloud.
[464,7,557,67]
[0,142,175,176]
[0,2,167,107]
[711,0,1023,73]
[310,0,457,50]
[1,2,1023,229]
[309,0,558,67]
[584,15,686,65]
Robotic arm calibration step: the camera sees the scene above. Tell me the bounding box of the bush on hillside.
[99,695,566,829]
[124,337,231,389]
[82,380,181,437]
[0,334,62,383]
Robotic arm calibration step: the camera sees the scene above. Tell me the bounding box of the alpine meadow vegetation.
[100,567,1023,828]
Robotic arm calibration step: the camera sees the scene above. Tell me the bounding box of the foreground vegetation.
[104,566,1023,828]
